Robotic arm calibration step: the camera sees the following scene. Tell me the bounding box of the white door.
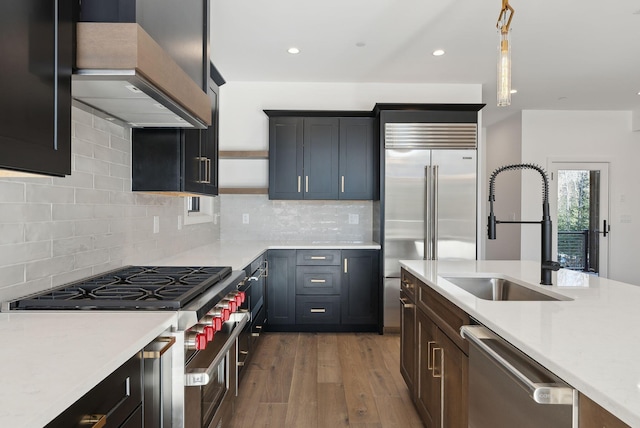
[549,162,610,277]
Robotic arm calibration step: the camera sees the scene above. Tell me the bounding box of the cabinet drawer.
[46,353,143,427]
[296,249,341,266]
[295,296,341,324]
[417,280,470,353]
[401,269,417,301]
[296,266,341,295]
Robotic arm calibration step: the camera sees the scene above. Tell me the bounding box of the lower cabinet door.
[438,328,468,428]
[400,290,416,396]
[295,295,341,324]
[416,310,440,427]
[266,250,296,325]
[341,250,379,325]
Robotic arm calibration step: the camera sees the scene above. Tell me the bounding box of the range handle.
[460,325,575,405]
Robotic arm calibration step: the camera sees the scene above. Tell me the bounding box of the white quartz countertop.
[150,240,381,268]
[0,311,177,428]
[400,259,640,427]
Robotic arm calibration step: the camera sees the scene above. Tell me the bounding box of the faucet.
[488,163,561,285]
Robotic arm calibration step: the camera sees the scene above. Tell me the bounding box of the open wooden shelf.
[219,150,268,159]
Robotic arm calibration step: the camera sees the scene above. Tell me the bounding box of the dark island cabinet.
[0,0,73,176]
[267,114,375,200]
[132,71,221,196]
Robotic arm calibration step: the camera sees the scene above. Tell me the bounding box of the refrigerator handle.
[433,165,439,260]
[424,165,431,260]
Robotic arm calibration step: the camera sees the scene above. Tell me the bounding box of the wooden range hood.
[73,23,211,129]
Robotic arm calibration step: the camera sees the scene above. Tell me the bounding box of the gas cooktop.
[9,266,233,311]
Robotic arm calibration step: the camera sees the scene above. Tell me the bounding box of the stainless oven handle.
[461,325,574,405]
[185,312,249,387]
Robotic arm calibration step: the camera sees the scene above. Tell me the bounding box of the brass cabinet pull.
[310,279,326,283]
[341,176,345,192]
[344,258,348,274]
[305,175,309,192]
[432,347,443,378]
[80,414,106,428]
[310,308,326,313]
[297,176,301,193]
[427,341,436,370]
[310,256,327,260]
[399,297,415,308]
[240,350,249,355]
[142,336,176,359]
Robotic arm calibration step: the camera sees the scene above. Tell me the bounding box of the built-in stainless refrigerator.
[383,122,477,329]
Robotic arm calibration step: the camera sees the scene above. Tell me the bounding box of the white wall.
[484,114,523,260]
[0,106,219,302]
[520,110,640,285]
[218,81,483,187]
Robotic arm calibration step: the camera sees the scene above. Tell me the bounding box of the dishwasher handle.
[461,325,574,405]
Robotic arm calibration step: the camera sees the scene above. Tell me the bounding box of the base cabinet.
[401,268,469,428]
[579,394,630,428]
[266,249,380,332]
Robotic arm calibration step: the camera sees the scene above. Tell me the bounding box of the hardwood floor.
[230,333,423,428]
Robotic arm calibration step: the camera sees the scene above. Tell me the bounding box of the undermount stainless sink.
[443,276,571,301]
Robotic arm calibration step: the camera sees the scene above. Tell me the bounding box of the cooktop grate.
[9,266,233,310]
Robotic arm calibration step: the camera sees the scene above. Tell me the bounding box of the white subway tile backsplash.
[0,224,24,245]
[51,267,94,288]
[52,236,93,257]
[0,182,25,202]
[94,175,123,192]
[75,122,109,146]
[0,241,51,265]
[26,255,75,281]
[52,204,94,221]
[0,204,51,223]
[0,264,25,288]
[25,221,74,242]
[72,137,94,158]
[109,163,130,179]
[74,219,109,237]
[110,135,129,152]
[26,184,74,204]
[95,144,127,165]
[74,155,110,176]
[75,188,110,205]
[52,171,94,189]
[75,249,110,269]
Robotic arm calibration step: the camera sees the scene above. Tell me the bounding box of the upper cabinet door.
[0,0,72,176]
[303,118,339,199]
[339,118,374,200]
[269,117,304,200]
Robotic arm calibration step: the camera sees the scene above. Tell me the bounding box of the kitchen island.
[400,259,640,427]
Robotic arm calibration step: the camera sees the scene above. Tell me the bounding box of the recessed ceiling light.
[432,49,445,56]
[287,47,300,54]
[510,89,517,94]
[356,42,366,48]
[637,91,640,95]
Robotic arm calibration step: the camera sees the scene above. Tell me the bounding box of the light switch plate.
[348,214,359,225]
[153,216,160,233]
[242,213,250,224]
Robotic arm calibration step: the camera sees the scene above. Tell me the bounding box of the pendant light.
[497,0,514,106]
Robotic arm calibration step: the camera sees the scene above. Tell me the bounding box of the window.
[183,196,215,225]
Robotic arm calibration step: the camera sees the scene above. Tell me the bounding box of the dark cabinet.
[266,249,380,331]
[266,250,297,325]
[339,118,374,199]
[341,250,379,325]
[400,271,417,396]
[0,0,72,176]
[132,73,220,196]
[267,114,374,200]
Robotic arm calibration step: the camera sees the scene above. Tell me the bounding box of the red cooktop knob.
[213,317,223,331]
[229,300,237,312]
[204,325,215,342]
[195,333,207,350]
[239,291,246,303]
[224,308,231,321]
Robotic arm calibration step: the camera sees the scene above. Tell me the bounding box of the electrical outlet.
[348,214,359,225]
[242,213,250,224]
[153,216,160,234]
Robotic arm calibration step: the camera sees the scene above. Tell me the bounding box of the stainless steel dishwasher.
[461,325,578,428]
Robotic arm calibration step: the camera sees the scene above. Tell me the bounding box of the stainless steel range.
[6,265,262,428]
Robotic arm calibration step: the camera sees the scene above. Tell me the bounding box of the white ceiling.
[210,0,640,125]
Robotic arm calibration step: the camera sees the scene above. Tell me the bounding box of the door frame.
[548,160,610,277]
